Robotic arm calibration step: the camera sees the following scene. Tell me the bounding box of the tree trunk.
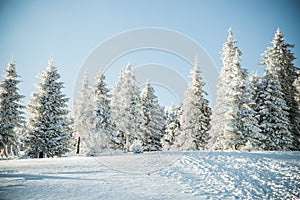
[76,137,81,154]
[39,152,44,158]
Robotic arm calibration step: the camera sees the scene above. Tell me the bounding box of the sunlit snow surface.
[0,151,299,199]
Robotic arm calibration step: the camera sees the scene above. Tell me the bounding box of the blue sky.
[0,0,299,107]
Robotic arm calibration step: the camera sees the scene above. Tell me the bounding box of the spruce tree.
[256,69,294,150]
[24,60,72,158]
[241,73,262,151]
[111,68,126,150]
[0,60,25,158]
[209,28,249,150]
[140,81,166,151]
[175,56,211,150]
[261,28,300,150]
[73,72,96,154]
[94,70,116,150]
[161,104,181,151]
[111,63,143,152]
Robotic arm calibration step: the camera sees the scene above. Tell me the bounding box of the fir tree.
[111,68,126,150]
[0,60,25,158]
[24,60,72,158]
[94,70,116,150]
[261,28,300,150]
[140,81,166,151]
[73,72,96,154]
[210,28,248,150]
[241,73,262,151]
[161,104,181,151]
[111,63,143,152]
[255,69,294,150]
[175,56,211,150]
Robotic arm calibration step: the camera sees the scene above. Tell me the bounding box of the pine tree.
[261,28,300,150]
[73,72,96,155]
[0,60,25,158]
[161,104,181,151]
[209,28,248,150]
[255,69,294,150]
[111,63,143,152]
[94,70,116,150]
[24,60,72,158]
[111,68,126,150]
[241,73,262,151]
[175,56,211,150]
[140,81,166,151]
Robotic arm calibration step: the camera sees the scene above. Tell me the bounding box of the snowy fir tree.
[0,60,25,158]
[240,73,262,151]
[94,70,116,150]
[174,56,211,150]
[140,81,166,151]
[161,104,181,151]
[255,69,294,150]
[24,60,72,158]
[111,63,143,152]
[261,28,300,150]
[110,68,126,150]
[72,72,96,155]
[209,28,249,150]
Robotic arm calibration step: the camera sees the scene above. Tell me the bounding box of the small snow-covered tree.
[94,70,116,150]
[241,73,262,151]
[255,69,294,150]
[0,60,25,158]
[110,68,126,150]
[175,56,211,150]
[161,104,181,151]
[111,63,143,152]
[24,60,72,158]
[73,72,96,155]
[261,28,300,150]
[140,81,166,151]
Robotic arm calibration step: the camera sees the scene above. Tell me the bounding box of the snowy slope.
[0,151,299,199]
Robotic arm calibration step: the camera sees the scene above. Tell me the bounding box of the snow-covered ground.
[0,151,299,199]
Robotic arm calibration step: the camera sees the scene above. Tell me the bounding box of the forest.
[0,28,299,158]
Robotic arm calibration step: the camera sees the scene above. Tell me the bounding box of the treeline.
[0,28,299,158]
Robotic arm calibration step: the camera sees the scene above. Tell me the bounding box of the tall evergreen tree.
[140,81,166,151]
[161,104,181,150]
[261,28,300,149]
[24,60,72,158]
[73,72,96,154]
[0,60,25,158]
[111,63,143,152]
[255,69,294,150]
[94,70,116,150]
[175,56,211,150]
[241,73,262,151]
[210,28,248,150]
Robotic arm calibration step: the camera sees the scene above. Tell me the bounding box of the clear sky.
[0,0,299,107]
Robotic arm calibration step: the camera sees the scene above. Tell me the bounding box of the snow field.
[0,151,299,199]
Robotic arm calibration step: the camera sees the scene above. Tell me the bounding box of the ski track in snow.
[159,151,300,199]
[0,151,299,199]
